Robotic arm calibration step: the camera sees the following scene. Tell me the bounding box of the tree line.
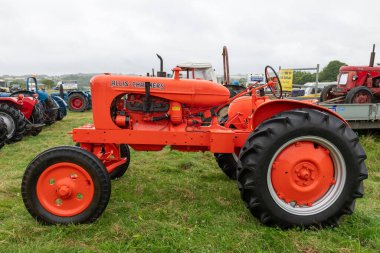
[292,60,347,84]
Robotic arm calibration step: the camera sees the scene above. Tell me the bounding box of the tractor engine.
[111,93,186,130]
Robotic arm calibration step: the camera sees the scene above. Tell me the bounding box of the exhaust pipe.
[369,44,376,67]
[156,54,166,77]
[156,54,163,73]
[222,46,230,85]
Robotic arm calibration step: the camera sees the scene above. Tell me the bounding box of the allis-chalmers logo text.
[111,80,165,90]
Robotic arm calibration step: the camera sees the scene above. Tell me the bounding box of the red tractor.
[320,44,380,103]
[0,90,44,141]
[22,66,367,228]
[0,94,43,143]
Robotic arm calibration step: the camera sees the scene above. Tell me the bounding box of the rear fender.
[19,97,38,119]
[252,100,348,130]
[69,91,87,96]
[52,96,68,115]
[0,97,23,108]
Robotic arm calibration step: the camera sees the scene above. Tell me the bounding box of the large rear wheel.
[238,109,368,228]
[29,101,44,136]
[345,86,374,104]
[0,103,26,143]
[0,117,7,149]
[21,146,111,224]
[44,97,59,125]
[68,93,88,112]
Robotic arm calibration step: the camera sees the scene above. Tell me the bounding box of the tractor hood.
[91,74,230,108]
[340,66,380,72]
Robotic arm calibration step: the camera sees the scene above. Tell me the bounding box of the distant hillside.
[0,73,137,89]
[59,73,99,89]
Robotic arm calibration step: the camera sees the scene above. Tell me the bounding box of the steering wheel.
[265,65,283,99]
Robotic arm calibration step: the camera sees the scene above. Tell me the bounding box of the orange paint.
[73,72,348,174]
[270,141,334,205]
[36,162,94,217]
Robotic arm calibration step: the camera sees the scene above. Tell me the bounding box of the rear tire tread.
[237,109,368,228]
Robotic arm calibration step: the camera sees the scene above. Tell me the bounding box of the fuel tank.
[92,74,230,107]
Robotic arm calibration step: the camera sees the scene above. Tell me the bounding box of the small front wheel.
[21,146,111,224]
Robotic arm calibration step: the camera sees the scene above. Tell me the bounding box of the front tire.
[21,146,111,224]
[319,84,337,102]
[75,143,131,180]
[214,153,238,180]
[238,109,368,228]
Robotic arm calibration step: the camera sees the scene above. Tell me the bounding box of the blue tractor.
[51,81,92,112]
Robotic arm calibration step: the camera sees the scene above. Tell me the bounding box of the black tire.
[0,117,7,149]
[345,86,374,104]
[217,105,229,124]
[56,109,65,121]
[75,143,131,180]
[0,103,26,143]
[109,144,131,179]
[44,97,58,125]
[319,84,337,102]
[68,93,88,112]
[21,146,111,224]
[214,153,238,180]
[238,109,368,228]
[29,102,44,136]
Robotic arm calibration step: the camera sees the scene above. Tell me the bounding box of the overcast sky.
[0,0,379,76]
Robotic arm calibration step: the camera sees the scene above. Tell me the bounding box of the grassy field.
[0,111,379,252]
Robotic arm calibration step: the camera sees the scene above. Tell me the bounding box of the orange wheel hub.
[36,162,94,217]
[271,141,334,206]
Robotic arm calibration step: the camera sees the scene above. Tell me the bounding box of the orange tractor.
[22,66,367,228]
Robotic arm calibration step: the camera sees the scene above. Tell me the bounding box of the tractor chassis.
[73,123,248,154]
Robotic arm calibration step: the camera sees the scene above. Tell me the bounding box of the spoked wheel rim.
[36,162,95,217]
[268,136,346,216]
[0,112,15,138]
[71,97,84,109]
[353,91,372,103]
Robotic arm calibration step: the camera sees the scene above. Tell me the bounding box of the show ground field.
[0,111,379,252]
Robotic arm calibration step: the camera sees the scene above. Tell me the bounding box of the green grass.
[0,112,379,252]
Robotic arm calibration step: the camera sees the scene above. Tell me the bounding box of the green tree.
[293,71,316,85]
[41,79,55,89]
[239,77,247,85]
[319,60,347,82]
[9,80,23,86]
